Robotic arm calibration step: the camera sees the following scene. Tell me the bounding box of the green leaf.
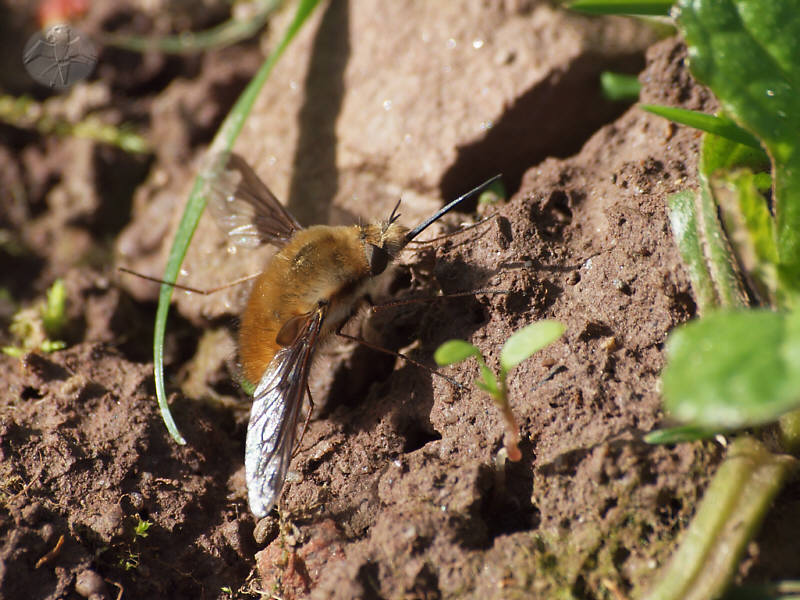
[662,309,800,430]
[500,320,565,372]
[569,0,674,15]
[700,129,770,176]
[434,340,482,366]
[478,364,501,398]
[600,71,641,101]
[711,168,779,304]
[152,0,322,445]
[42,279,66,337]
[640,105,763,150]
[668,190,718,313]
[100,0,279,54]
[678,0,800,302]
[643,437,796,600]
[645,424,722,444]
[697,178,748,309]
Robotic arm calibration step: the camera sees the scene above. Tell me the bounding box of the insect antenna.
[404,174,502,244]
[370,288,510,313]
[406,213,498,246]
[335,324,466,390]
[118,266,261,295]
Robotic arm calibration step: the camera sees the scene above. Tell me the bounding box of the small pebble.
[75,569,108,598]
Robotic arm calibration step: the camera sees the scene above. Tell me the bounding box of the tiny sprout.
[2,279,68,357]
[134,518,152,538]
[435,320,565,461]
[477,178,506,206]
[42,278,67,337]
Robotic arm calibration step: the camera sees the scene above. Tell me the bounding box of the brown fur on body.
[239,222,409,385]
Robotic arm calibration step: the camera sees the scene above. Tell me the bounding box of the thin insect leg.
[292,383,315,458]
[335,326,466,390]
[118,267,262,295]
[370,289,509,313]
[406,213,498,246]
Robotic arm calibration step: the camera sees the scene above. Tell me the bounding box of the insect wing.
[204,151,302,248]
[245,310,323,517]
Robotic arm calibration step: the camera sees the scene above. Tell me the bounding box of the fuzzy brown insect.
[205,152,499,517]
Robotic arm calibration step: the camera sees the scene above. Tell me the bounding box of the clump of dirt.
[2,2,797,600]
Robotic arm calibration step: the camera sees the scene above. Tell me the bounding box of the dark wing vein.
[245,309,324,517]
[204,151,302,248]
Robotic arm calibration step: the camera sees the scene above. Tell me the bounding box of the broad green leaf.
[640,105,762,150]
[643,437,796,600]
[569,0,674,15]
[434,340,482,366]
[662,309,800,429]
[153,0,322,444]
[678,0,800,302]
[500,320,565,372]
[700,129,770,176]
[668,190,718,313]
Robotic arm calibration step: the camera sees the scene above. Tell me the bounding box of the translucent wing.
[245,308,324,517]
[204,151,302,248]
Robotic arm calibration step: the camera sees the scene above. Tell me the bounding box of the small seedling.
[134,517,152,538]
[434,320,565,461]
[2,279,67,357]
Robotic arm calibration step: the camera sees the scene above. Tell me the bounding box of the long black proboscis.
[404,174,503,244]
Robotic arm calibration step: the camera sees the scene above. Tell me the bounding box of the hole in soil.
[356,561,383,600]
[401,419,442,454]
[482,452,539,542]
[599,497,617,518]
[21,386,42,400]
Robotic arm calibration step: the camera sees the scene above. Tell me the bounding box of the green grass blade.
[569,0,674,15]
[153,0,322,445]
[667,189,718,313]
[600,71,641,101]
[643,437,796,600]
[711,169,778,305]
[698,179,749,309]
[640,105,762,150]
[99,0,280,53]
[644,424,722,444]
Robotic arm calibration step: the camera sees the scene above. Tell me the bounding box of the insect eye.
[365,243,390,276]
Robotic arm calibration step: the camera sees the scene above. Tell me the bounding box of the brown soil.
[2,2,798,599]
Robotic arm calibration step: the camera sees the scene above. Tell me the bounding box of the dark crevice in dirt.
[400,417,442,454]
[482,452,539,542]
[439,51,646,204]
[357,561,384,600]
[90,147,152,237]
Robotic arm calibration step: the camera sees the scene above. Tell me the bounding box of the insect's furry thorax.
[238,222,408,384]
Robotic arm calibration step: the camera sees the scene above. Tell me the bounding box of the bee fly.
[203,152,500,517]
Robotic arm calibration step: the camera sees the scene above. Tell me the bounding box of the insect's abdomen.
[239,225,370,385]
